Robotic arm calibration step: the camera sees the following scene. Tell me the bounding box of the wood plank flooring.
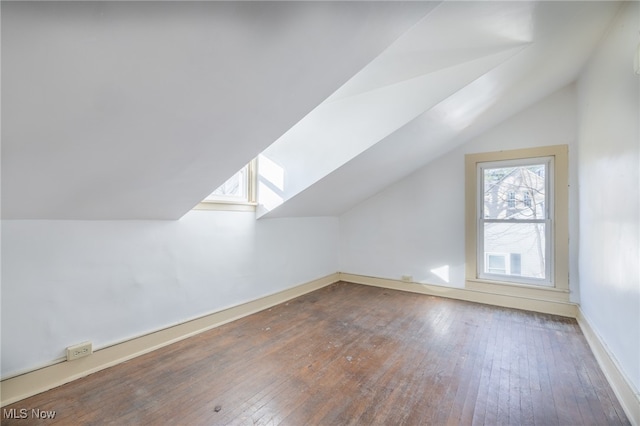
[1,282,629,425]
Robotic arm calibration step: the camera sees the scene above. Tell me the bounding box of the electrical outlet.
[401,275,413,282]
[66,342,92,361]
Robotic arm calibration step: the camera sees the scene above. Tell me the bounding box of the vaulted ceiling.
[1,1,622,220]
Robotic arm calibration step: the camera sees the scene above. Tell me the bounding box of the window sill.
[466,278,570,302]
[193,201,257,212]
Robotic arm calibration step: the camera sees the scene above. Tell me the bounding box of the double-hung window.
[465,145,569,300]
[478,157,552,286]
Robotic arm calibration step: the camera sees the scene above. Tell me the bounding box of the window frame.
[465,145,569,301]
[193,159,257,212]
[477,156,554,286]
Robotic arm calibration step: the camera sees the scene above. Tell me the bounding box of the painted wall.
[339,84,579,297]
[1,212,339,378]
[2,1,432,221]
[576,2,639,394]
[256,39,518,218]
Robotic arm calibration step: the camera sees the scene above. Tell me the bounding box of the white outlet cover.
[66,341,93,361]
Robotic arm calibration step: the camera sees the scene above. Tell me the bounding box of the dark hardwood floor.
[1,282,629,425]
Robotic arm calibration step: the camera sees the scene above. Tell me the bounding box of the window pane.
[205,166,248,201]
[510,253,522,275]
[486,254,506,274]
[483,164,546,219]
[483,222,546,280]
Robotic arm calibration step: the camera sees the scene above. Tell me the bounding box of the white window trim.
[193,159,257,212]
[465,145,569,302]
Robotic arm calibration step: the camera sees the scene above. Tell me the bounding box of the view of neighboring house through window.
[507,191,516,209]
[478,157,552,286]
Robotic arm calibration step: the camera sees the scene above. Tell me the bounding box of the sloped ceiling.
[1,1,435,219]
[1,1,622,221]
[261,1,622,218]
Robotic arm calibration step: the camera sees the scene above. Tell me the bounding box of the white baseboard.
[0,273,339,407]
[339,273,577,317]
[576,308,640,426]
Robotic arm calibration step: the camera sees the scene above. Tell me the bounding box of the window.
[510,253,522,275]
[507,191,516,209]
[484,252,522,275]
[204,164,250,203]
[486,253,508,274]
[479,157,552,285]
[465,145,569,299]
[194,160,256,211]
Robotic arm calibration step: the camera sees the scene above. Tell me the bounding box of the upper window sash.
[477,156,554,222]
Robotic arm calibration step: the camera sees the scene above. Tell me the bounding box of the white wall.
[1,212,338,378]
[340,85,579,297]
[256,39,518,218]
[2,1,432,221]
[577,1,640,394]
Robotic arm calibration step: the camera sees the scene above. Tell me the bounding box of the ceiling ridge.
[325,43,529,106]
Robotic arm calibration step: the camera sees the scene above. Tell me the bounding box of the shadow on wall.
[257,154,285,214]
